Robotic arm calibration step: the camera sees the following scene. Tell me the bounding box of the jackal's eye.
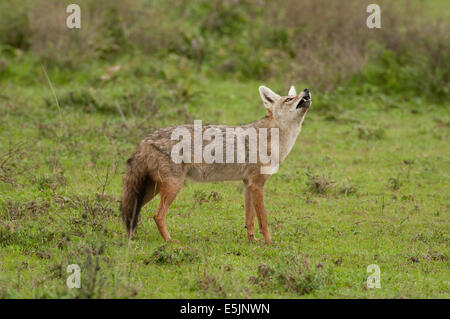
[285,97,293,103]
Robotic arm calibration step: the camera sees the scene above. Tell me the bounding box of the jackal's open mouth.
[296,95,311,109]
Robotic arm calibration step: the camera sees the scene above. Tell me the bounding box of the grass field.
[0,62,448,298]
[0,0,449,299]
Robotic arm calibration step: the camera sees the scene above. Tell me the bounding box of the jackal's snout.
[296,88,311,109]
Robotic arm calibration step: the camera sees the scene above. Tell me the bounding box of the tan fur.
[120,85,311,244]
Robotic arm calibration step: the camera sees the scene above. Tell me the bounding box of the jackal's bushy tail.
[120,157,151,236]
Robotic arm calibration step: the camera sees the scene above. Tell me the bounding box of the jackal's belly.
[186,163,248,182]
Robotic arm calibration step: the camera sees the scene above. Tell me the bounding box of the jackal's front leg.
[248,182,271,244]
[243,180,256,242]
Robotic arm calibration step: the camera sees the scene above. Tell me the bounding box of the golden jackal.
[120,85,311,244]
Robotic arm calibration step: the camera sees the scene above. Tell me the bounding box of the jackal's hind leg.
[142,181,160,207]
[153,178,183,243]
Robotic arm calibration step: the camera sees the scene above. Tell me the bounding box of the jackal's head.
[259,85,311,123]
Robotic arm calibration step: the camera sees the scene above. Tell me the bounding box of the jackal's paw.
[247,236,260,243]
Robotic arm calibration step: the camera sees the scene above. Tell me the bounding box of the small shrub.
[305,172,335,195]
[34,172,66,192]
[0,1,31,49]
[357,125,386,140]
[197,272,226,298]
[193,190,209,205]
[151,245,199,265]
[0,141,27,186]
[200,0,247,36]
[0,200,50,220]
[0,223,56,249]
[38,123,58,139]
[69,244,106,299]
[209,191,221,202]
[52,89,106,114]
[388,177,402,191]
[252,258,329,295]
[338,181,358,196]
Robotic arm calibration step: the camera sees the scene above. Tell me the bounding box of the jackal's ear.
[259,86,279,109]
[288,86,297,96]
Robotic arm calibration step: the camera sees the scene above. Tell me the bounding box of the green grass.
[0,54,449,298]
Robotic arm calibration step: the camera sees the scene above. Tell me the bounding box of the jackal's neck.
[250,115,305,162]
